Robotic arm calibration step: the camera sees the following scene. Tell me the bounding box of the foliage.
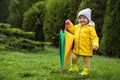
[22,1,46,41]
[5,37,51,51]
[100,0,120,58]
[0,48,120,80]
[0,23,51,51]
[7,0,41,28]
[0,23,35,39]
[0,0,9,23]
[44,0,81,46]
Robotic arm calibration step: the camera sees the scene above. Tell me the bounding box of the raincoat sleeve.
[67,22,75,34]
[89,26,99,47]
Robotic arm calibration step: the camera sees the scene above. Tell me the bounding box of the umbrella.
[58,24,74,74]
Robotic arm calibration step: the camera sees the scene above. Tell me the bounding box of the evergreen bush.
[100,0,120,57]
[0,23,51,51]
[7,0,41,28]
[22,1,46,41]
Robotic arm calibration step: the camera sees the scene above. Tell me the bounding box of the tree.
[7,0,41,28]
[22,1,46,41]
[0,0,9,23]
[100,0,120,57]
[44,0,81,46]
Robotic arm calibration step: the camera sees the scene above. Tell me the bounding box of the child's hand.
[65,19,71,25]
[92,45,98,51]
[65,19,71,30]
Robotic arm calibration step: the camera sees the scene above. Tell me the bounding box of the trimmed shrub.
[22,1,46,41]
[0,23,51,51]
[0,0,9,23]
[0,23,35,39]
[100,0,120,58]
[7,0,41,28]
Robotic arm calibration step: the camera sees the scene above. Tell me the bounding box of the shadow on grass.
[19,71,39,78]
[49,69,90,80]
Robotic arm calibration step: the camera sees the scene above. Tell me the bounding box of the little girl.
[65,8,99,75]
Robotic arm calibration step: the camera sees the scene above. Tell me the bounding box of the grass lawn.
[0,47,120,80]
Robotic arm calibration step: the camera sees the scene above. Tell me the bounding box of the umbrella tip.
[62,70,64,74]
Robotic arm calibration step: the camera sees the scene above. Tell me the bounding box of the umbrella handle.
[64,24,68,30]
[65,19,71,30]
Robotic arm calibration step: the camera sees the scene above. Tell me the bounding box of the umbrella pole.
[61,69,64,74]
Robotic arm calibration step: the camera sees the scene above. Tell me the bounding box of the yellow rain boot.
[79,67,89,75]
[69,64,78,72]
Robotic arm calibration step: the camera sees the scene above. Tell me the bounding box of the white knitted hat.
[77,8,95,26]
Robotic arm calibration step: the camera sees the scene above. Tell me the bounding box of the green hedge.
[7,0,41,28]
[0,23,51,51]
[100,0,120,58]
[0,0,9,23]
[5,37,51,51]
[22,1,46,41]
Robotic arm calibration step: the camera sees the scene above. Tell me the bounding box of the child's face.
[78,15,88,26]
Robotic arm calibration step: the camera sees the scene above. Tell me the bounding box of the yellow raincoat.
[67,22,99,56]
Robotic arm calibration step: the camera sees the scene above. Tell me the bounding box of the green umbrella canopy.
[58,30,66,69]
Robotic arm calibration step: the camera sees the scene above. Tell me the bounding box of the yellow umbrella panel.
[64,31,74,67]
